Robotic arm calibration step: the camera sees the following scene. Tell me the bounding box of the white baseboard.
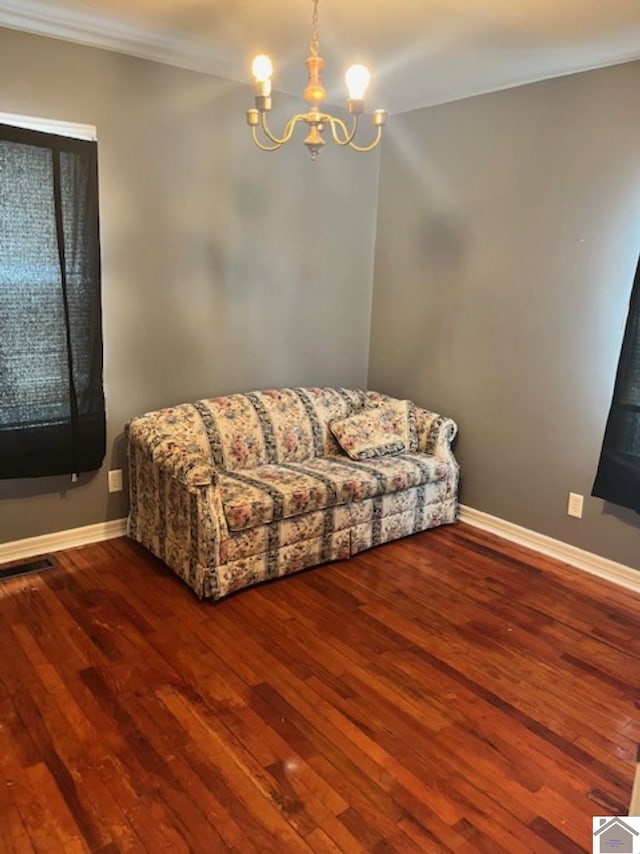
[3,506,638,597]
[459,504,640,595]
[0,518,127,564]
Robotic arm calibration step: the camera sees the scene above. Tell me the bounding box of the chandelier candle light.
[246,0,386,160]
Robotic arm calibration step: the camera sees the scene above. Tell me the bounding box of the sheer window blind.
[0,122,105,478]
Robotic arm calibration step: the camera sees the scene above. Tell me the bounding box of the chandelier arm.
[347,125,384,153]
[260,112,304,145]
[326,115,359,146]
[250,126,284,152]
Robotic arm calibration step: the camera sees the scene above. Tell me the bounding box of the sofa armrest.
[125,419,215,490]
[415,408,458,457]
[126,420,222,596]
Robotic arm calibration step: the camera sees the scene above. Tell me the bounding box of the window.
[592,255,640,511]
[0,118,105,479]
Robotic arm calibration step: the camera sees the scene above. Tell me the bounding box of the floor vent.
[0,555,57,582]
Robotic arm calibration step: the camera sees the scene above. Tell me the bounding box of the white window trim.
[0,112,96,141]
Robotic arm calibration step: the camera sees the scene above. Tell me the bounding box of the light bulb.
[345,64,370,100]
[252,54,273,82]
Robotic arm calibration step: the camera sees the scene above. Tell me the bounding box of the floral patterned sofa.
[125,387,459,600]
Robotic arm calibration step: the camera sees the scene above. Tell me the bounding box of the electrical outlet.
[108,469,123,493]
[567,492,583,519]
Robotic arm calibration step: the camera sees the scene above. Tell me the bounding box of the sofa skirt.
[196,483,457,600]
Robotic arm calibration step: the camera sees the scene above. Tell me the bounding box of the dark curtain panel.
[592,255,640,511]
[0,123,105,478]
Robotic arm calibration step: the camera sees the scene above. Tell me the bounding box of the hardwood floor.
[0,523,638,853]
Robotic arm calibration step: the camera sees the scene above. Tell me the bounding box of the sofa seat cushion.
[218,453,450,532]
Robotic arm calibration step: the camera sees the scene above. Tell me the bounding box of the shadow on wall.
[0,471,96,502]
[106,76,377,416]
[110,431,127,474]
[107,431,128,520]
[370,117,478,398]
[601,500,640,528]
[418,210,471,269]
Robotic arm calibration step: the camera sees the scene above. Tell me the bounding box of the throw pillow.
[330,400,418,461]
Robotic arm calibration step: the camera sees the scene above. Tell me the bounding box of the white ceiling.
[1,0,639,114]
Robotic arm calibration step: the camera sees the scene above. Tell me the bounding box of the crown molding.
[2,1,639,118]
[0,0,226,78]
[0,111,96,139]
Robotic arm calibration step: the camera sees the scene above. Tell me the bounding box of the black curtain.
[592,255,640,511]
[0,123,105,478]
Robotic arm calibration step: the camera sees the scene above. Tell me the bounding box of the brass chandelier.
[246,0,386,160]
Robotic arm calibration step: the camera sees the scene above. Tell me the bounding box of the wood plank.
[0,523,637,851]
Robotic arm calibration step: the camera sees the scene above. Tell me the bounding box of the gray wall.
[369,62,640,569]
[0,28,380,543]
[3,25,639,572]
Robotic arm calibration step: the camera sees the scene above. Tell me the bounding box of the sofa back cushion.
[190,387,367,472]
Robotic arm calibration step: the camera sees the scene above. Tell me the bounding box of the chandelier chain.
[310,0,320,57]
